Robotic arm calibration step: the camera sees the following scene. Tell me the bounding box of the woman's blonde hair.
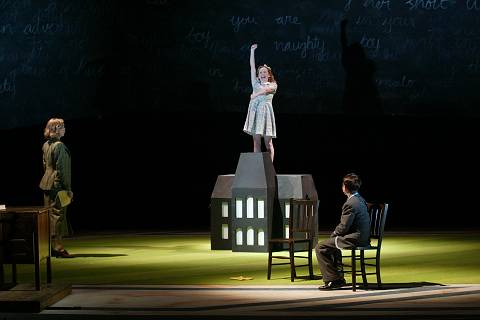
[44,118,65,139]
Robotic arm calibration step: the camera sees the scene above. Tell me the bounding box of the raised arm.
[250,44,257,86]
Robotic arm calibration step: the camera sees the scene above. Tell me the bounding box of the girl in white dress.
[243,43,278,162]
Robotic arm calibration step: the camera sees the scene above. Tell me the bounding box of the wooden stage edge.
[0,283,71,313]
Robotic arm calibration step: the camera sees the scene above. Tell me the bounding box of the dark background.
[0,1,478,233]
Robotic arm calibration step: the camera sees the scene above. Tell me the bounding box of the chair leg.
[308,241,314,279]
[360,250,368,289]
[289,242,295,282]
[351,249,356,292]
[376,253,382,289]
[267,243,272,280]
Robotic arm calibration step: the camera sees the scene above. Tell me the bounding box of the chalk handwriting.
[230,16,257,33]
[20,2,82,35]
[0,23,13,34]
[74,57,105,78]
[466,0,480,10]
[360,34,381,52]
[364,0,391,10]
[356,15,417,34]
[404,0,455,10]
[0,70,16,97]
[0,45,19,63]
[24,44,50,64]
[18,63,48,77]
[399,36,435,51]
[344,0,352,11]
[453,26,480,37]
[274,35,323,58]
[376,75,416,88]
[311,44,341,63]
[184,28,235,60]
[208,67,224,78]
[185,26,212,48]
[381,48,398,61]
[22,14,81,35]
[467,58,480,73]
[275,16,301,25]
[232,79,252,94]
[431,77,455,88]
[355,15,378,27]
[0,0,31,11]
[407,87,427,102]
[311,23,338,34]
[316,10,343,27]
[455,38,479,57]
[382,16,416,33]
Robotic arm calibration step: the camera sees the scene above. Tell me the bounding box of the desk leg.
[12,263,17,284]
[33,225,41,290]
[34,259,40,290]
[46,256,52,284]
[0,263,4,286]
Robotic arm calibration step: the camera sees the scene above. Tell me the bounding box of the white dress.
[243,80,277,138]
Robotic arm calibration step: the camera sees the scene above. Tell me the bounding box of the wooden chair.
[340,203,389,291]
[267,198,318,282]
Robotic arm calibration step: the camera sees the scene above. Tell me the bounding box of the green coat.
[39,138,71,192]
[39,138,72,237]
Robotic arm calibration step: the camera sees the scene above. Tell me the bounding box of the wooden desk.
[0,206,52,290]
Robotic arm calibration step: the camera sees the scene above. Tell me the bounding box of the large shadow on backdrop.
[340,19,382,116]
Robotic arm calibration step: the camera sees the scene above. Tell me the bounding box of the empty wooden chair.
[267,198,318,282]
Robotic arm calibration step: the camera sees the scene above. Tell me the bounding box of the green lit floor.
[10,231,480,286]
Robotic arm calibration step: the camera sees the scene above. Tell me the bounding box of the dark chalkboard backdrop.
[1,0,480,129]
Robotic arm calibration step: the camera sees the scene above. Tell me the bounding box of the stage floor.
[1,231,479,318]
[20,284,480,319]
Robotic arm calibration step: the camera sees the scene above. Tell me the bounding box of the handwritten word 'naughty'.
[274,35,324,58]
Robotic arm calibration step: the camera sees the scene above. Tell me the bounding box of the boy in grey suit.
[315,173,370,290]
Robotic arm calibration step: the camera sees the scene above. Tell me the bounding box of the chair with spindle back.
[340,203,389,291]
[267,198,318,282]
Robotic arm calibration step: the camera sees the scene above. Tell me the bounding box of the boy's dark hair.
[343,173,362,193]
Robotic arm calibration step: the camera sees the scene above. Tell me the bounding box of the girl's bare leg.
[264,136,274,162]
[253,134,262,152]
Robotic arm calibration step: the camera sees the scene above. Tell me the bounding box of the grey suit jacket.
[332,194,370,248]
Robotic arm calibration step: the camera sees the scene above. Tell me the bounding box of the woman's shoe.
[51,248,74,258]
[58,249,73,258]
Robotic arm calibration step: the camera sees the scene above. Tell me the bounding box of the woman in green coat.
[39,118,74,258]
